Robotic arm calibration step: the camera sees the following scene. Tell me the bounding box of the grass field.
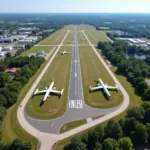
[63,25,74,31]
[40,29,66,45]
[25,46,72,119]
[60,119,87,133]
[77,31,89,45]
[21,46,54,56]
[77,24,96,31]
[79,46,123,108]
[63,31,74,45]
[84,30,109,44]
[36,29,54,36]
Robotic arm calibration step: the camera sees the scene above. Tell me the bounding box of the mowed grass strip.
[26,46,72,120]
[79,46,123,108]
[21,46,52,56]
[40,29,66,45]
[77,31,89,45]
[77,24,96,31]
[59,119,87,134]
[63,32,74,45]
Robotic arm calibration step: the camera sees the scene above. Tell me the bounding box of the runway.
[25,26,119,134]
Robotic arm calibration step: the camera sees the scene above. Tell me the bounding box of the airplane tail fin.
[61,89,64,95]
[89,86,92,92]
[34,89,39,95]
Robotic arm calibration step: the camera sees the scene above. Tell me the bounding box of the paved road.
[17,26,129,150]
[25,26,119,134]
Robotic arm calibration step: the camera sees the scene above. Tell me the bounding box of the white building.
[2,46,13,51]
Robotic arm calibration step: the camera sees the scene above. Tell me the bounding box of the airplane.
[34,80,64,103]
[89,77,118,99]
[59,50,71,55]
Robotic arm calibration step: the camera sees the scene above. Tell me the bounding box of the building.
[6,68,20,76]
[2,46,13,51]
[36,50,46,58]
[0,53,5,57]
[0,38,13,43]
[18,40,30,45]
[13,45,25,50]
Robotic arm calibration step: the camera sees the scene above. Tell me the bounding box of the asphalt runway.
[25,26,119,134]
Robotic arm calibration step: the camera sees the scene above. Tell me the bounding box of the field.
[25,46,72,119]
[36,29,54,36]
[21,46,55,56]
[77,24,96,31]
[63,31,74,45]
[60,119,87,133]
[77,31,89,45]
[39,29,66,45]
[79,46,123,108]
[84,30,109,44]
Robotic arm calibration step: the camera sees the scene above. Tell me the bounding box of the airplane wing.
[51,89,64,95]
[34,89,47,95]
[105,86,117,90]
[90,86,103,91]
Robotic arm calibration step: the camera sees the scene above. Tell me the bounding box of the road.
[17,26,129,150]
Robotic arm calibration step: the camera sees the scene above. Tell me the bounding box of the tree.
[143,87,150,101]
[0,94,7,106]
[136,81,148,95]
[131,123,148,145]
[141,101,150,111]
[0,106,6,121]
[118,137,133,150]
[6,52,11,58]
[144,108,150,123]
[94,142,102,150]
[88,129,99,150]
[105,120,123,140]
[0,64,6,72]
[103,138,119,150]
[127,107,145,122]
[81,133,88,145]
[95,125,104,142]
[0,73,10,88]
[64,136,87,150]
[10,139,24,150]
[123,117,138,136]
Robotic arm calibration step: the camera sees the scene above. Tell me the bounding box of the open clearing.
[21,46,54,56]
[77,24,96,31]
[26,46,72,119]
[60,119,87,134]
[79,46,123,108]
[63,31,74,45]
[40,29,66,45]
[77,31,89,45]
[84,30,109,44]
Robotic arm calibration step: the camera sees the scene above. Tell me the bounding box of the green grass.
[79,46,123,108]
[26,46,72,120]
[40,29,66,45]
[92,115,104,120]
[60,119,87,133]
[21,46,53,56]
[36,29,54,36]
[63,32,74,45]
[77,31,89,45]
[77,24,96,31]
[84,30,109,45]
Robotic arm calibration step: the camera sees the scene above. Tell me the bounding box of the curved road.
[17,26,129,150]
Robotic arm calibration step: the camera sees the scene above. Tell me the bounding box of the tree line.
[98,41,150,101]
[64,101,150,150]
[0,56,44,149]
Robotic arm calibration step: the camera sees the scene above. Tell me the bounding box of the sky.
[0,0,150,13]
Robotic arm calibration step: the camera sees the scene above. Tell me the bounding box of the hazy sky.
[1,0,150,13]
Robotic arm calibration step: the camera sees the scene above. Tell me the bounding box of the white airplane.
[59,50,71,55]
[90,77,118,99]
[34,80,64,103]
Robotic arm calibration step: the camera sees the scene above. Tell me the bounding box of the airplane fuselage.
[98,78,111,98]
[43,81,54,102]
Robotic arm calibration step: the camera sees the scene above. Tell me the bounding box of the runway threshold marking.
[69,100,83,109]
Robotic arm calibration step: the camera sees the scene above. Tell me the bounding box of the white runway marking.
[74,72,77,77]
[51,122,54,127]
